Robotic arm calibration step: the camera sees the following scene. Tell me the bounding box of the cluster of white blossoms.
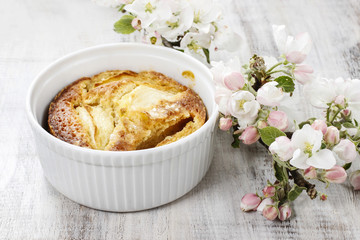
[212,25,360,221]
[100,0,241,63]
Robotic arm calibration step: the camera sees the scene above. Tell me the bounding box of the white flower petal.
[290,149,310,169]
[306,149,336,170]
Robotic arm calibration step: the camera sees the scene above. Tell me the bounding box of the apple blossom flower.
[293,64,313,84]
[125,0,172,28]
[241,193,261,211]
[269,136,294,161]
[304,166,317,179]
[262,205,278,221]
[229,91,260,128]
[349,170,360,190]
[334,95,345,107]
[267,111,288,131]
[324,126,340,145]
[272,25,312,64]
[262,186,275,198]
[324,165,347,183]
[219,117,232,131]
[311,119,327,135]
[180,32,212,52]
[332,139,358,163]
[256,82,284,107]
[239,126,260,145]
[189,0,222,34]
[152,1,194,42]
[257,198,274,213]
[214,87,232,116]
[211,57,244,90]
[278,204,292,221]
[304,77,360,120]
[289,125,336,169]
[212,25,243,52]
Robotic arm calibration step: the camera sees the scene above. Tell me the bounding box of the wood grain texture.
[1,0,360,239]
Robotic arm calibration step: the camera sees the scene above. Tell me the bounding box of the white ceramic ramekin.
[26,43,217,212]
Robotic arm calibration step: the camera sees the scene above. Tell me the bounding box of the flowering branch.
[214,25,360,221]
[110,0,242,64]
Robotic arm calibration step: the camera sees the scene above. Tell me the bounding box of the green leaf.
[202,48,210,64]
[273,161,288,183]
[231,133,241,148]
[287,184,306,201]
[343,162,352,170]
[274,76,295,93]
[343,122,355,128]
[259,126,286,146]
[114,15,136,34]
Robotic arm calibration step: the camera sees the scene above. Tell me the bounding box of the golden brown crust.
[48,70,206,151]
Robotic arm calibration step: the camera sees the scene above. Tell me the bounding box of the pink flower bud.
[304,166,317,179]
[257,120,268,129]
[219,117,232,131]
[239,126,260,145]
[267,111,288,131]
[324,165,347,183]
[334,95,345,107]
[278,204,292,221]
[262,186,275,198]
[349,170,360,191]
[324,126,340,145]
[343,109,350,117]
[311,119,327,135]
[131,18,142,30]
[262,205,278,221]
[333,139,358,163]
[223,72,245,90]
[257,198,274,213]
[241,193,261,211]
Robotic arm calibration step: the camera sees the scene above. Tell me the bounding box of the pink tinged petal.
[294,64,314,84]
[241,193,261,211]
[131,18,142,30]
[215,87,232,115]
[304,166,317,179]
[262,205,278,221]
[267,111,288,131]
[269,136,294,161]
[290,149,310,169]
[311,119,327,135]
[239,126,260,145]
[262,186,276,198]
[257,198,274,213]
[223,72,245,90]
[286,51,307,64]
[324,165,347,183]
[278,204,292,221]
[333,139,358,163]
[349,170,360,190]
[306,149,336,170]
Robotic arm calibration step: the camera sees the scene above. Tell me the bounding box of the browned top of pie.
[48,70,206,151]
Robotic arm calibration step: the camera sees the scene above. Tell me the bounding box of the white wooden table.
[1,0,360,239]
